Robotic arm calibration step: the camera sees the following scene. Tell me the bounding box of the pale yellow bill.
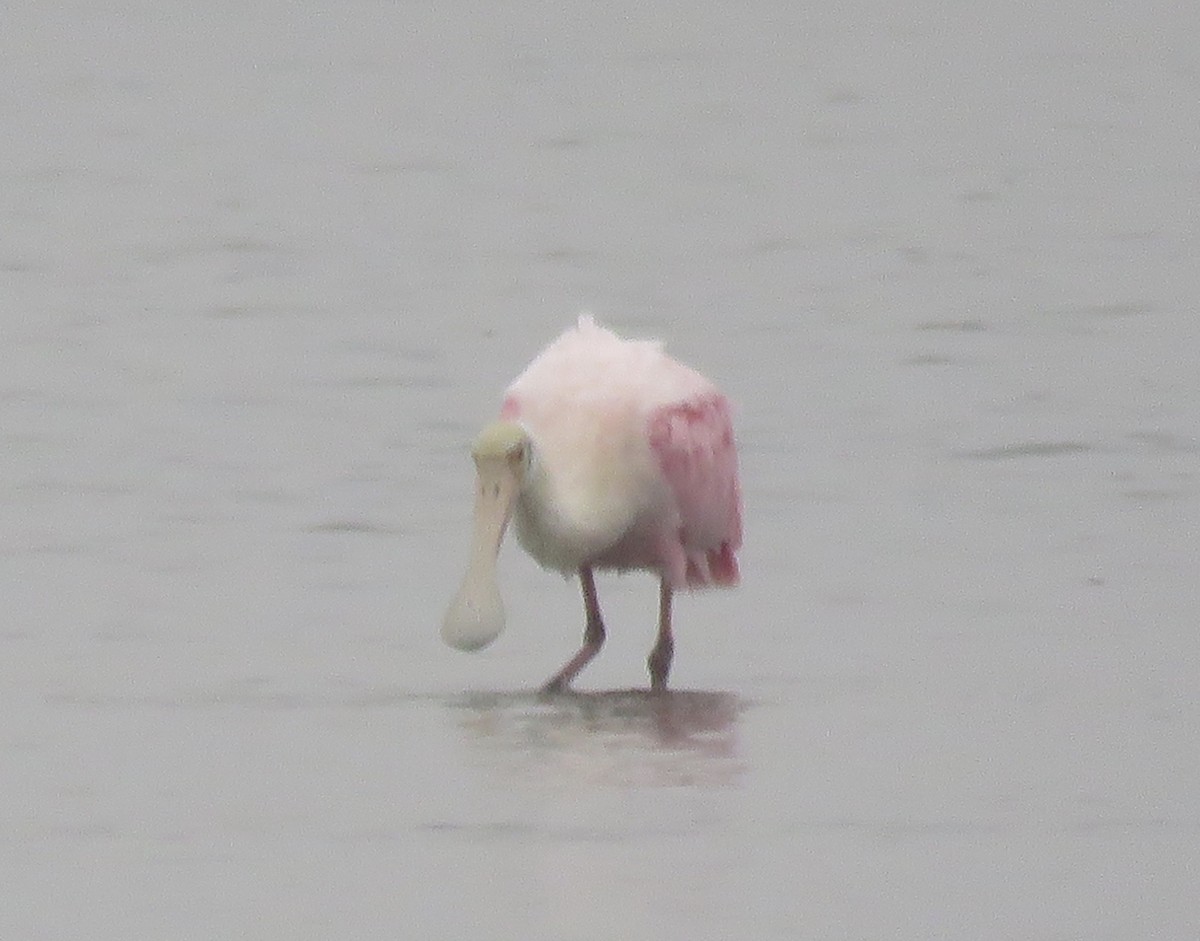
[440,456,520,651]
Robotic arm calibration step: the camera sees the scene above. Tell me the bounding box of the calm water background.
[3,2,1198,938]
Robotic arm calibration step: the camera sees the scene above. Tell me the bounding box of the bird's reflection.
[450,689,745,787]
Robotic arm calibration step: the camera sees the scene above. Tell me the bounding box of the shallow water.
[3,1,1199,938]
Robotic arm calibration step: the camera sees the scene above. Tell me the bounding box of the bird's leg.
[647,579,674,692]
[541,566,606,694]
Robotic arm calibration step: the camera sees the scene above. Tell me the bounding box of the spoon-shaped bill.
[441,573,504,651]
[440,456,519,651]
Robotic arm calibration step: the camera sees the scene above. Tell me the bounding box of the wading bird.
[441,315,742,692]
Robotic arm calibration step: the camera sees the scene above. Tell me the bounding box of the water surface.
[2,1,1198,938]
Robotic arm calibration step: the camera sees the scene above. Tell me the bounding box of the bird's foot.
[647,642,673,693]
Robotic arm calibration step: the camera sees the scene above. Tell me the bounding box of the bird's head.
[470,420,532,481]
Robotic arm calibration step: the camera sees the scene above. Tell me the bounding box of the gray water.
[3,2,1199,938]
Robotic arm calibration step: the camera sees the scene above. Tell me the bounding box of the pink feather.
[648,393,742,588]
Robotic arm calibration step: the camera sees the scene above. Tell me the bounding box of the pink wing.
[648,393,742,588]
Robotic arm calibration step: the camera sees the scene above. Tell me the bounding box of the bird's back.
[505,315,714,413]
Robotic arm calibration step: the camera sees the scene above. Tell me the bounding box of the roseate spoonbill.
[441,315,742,692]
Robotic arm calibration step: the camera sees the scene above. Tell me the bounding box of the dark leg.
[541,566,606,694]
[647,579,674,692]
